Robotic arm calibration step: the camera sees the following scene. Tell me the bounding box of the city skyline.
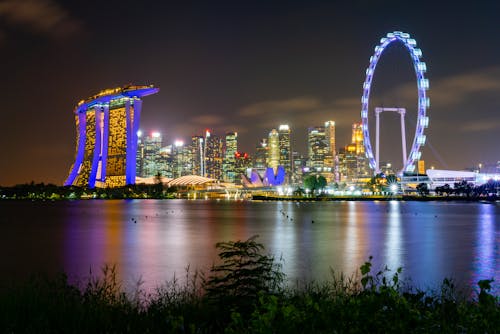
[2,0,500,185]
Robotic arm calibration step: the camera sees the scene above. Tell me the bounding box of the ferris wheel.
[360,31,429,174]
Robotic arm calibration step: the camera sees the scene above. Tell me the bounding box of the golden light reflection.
[343,201,368,275]
[385,201,403,271]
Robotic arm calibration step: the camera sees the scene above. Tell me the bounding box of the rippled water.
[0,200,499,293]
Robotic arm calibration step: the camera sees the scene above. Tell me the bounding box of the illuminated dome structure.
[65,85,159,188]
[360,31,429,174]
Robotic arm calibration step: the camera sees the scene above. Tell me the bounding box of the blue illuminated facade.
[265,166,286,186]
[65,85,159,188]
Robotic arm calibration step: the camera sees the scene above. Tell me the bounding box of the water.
[0,200,499,293]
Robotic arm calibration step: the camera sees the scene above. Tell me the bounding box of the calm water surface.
[0,200,499,293]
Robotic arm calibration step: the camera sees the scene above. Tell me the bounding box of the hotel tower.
[65,85,159,188]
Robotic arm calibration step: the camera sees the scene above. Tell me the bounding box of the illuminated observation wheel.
[361,31,429,174]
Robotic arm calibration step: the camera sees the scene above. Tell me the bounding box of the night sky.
[1,0,500,185]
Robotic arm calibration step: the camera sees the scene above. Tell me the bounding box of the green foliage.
[303,175,327,194]
[316,175,327,190]
[206,235,284,313]
[303,175,318,192]
[0,244,499,333]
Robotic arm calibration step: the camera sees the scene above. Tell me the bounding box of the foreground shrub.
[0,237,498,333]
[205,235,284,314]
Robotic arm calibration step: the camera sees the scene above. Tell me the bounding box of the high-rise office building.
[352,123,365,155]
[223,132,238,182]
[338,144,358,181]
[352,122,370,178]
[292,151,305,184]
[254,138,268,174]
[307,126,327,171]
[235,151,252,182]
[267,129,280,169]
[307,123,335,182]
[136,130,145,177]
[190,135,204,176]
[141,131,167,177]
[278,124,292,179]
[65,85,159,188]
[204,130,224,180]
[337,122,371,182]
[172,140,192,178]
[324,121,336,170]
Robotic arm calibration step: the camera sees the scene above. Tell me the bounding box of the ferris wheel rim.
[360,31,429,175]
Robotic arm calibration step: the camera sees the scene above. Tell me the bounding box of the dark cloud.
[0,0,81,39]
[238,96,360,130]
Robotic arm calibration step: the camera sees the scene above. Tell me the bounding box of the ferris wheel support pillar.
[375,108,381,174]
[374,107,407,173]
[400,109,407,167]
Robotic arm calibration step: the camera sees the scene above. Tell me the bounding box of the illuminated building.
[307,124,334,182]
[223,132,238,182]
[292,151,305,184]
[324,121,336,170]
[267,129,279,169]
[136,130,144,177]
[352,123,364,155]
[338,124,371,182]
[65,85,159,188]
[172,140,192,178]
[307,126,327,170]
[190,135,204,176]
[278,124,292,179]
[338,144,358,182]
[140,132,167,178]
[204,130,224,180]
[418,160,425,174]
[380,162,395,176]
[235,151,252,182]
[352,122,370,178]
[253,138,268,174]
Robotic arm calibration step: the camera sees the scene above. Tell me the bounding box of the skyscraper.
[307,124,335,182]
[267,129,280,169]
[65,85,159,188]
[172,140,192,178]
[352,122,370,178]
[352,123,364,155]
[338,122,370,182]
[278,124,292,180]
[307,126,327,171]
[204,130,224,180]
[136,130,145,177]
[324,121,336,171]
[190,135,204,176]
[223,132,238,182]
[253,138,268,174]
[141,131,166,177]
[235,151,252,182]
[292,151,305,184]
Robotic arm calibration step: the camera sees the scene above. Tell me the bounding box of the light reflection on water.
[0,200,498,294]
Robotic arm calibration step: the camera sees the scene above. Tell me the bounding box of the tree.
[416,183,429,196]
[293,187,305,196]
[303,175,318,193]
[317,175,327,191]
[153,171,164,198]
[206,235,284,313]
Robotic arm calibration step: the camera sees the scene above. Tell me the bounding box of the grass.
[0,238,498,333]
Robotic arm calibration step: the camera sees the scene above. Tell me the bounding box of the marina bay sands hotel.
[65,85,159,188]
